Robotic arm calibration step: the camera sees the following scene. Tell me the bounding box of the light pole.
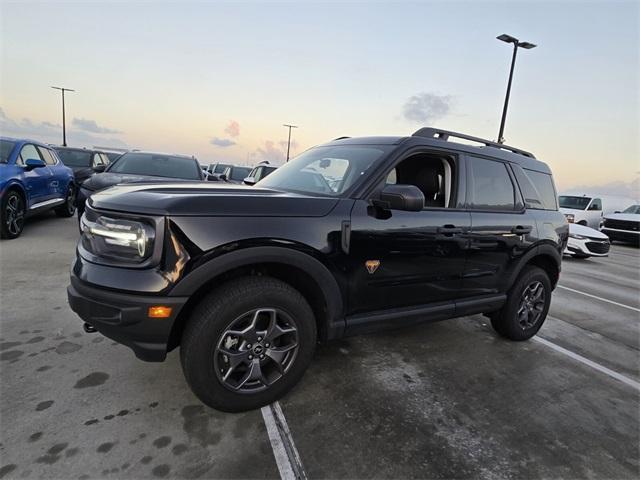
[51,86,75,146]
[283,124,298,162]
[496,34,536,144]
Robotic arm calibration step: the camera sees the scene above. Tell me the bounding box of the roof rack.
[412,127,535,159]
[333,136,351,141]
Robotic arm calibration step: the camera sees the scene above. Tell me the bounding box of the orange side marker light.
[148,306,172,318]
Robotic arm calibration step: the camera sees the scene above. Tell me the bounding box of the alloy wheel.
[214,308,299,393]
[66,187,76,215]
[5,194,24,236]
[517,281,546,329]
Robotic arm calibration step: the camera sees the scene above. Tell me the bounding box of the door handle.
[511,225,532,235]
[437,225,463,235]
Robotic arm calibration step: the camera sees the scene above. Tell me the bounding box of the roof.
[324,128,550,173]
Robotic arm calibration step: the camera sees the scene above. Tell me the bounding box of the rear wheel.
[1,190,25,239]
[490,266,551,341]
[55,185,76,218]
[180,276,316,412]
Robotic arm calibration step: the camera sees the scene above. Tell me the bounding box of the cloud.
[210,137,236,147]
[72,117,122,134]
[0,107,127,148]
[402,93,453,124]
[224,120,240,138]
[562,179,640,199]
[250,139,298,163]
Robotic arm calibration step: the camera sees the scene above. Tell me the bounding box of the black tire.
[490,266,551,341]
[55,185,76,218]
[180,276,317,412]
[1,190,25,239]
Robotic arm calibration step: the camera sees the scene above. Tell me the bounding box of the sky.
[0,0,638,194]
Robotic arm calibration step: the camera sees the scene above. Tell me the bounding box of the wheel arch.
[166,246,345,351]
[2,181,27,203]
[509,243,561,290]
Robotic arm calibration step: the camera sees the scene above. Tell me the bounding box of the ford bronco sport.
[68,128,568,412]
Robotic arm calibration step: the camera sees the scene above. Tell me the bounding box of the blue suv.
[0,137,76,239]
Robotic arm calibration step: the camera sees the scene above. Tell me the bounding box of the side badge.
[365,260,380,274]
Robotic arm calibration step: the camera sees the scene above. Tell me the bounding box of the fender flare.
[1,181,27,202]
[507,242,562,288]
[170,245,345,338]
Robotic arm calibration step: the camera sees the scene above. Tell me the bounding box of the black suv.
[68,128,568,412]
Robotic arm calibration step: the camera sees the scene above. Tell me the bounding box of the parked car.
[53,146,111,185]
[559,193,636,228]
[76,151,205,222]
[564,223,610,259]
[67,127,567,412]
[601,204,640,245]
[0,137,76,239]
[206,162,232,175]
[243,161,279,185]
[220,165,252,184]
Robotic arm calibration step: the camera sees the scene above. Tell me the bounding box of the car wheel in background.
[180,276,316,412]
[489,266,551,341]
[55,185,76,218]
[1,190,25,239]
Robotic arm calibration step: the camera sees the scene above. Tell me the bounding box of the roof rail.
[412,127,535,159]
[333,136,351,141]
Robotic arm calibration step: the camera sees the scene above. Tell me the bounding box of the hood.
[81,172,194,191]
[604,213,640,222]
[88,182,340,217]
[559,207,585,214]
[569,223,608,240]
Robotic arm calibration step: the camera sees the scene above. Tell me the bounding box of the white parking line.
[533,336,640,391]
[557,285,640,312]
[261,401,307,480]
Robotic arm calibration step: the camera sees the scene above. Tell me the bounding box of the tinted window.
[623,205,640,214]
[259,145,390,196]
[512,167,543,209]
[19,144,42,165]
[55,149,92,167]
[37,147,57,165]
[108,153,201,180]
[104,152,122,162]
[230,167,252,181]
[93,153,104,166]
[525,170,557,210]
[469,157,515,210]
[559,196,591,210]
[589,198,602,211]
[214,163,231,174]
[0,140,16,164]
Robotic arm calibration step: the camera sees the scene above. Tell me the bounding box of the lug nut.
[248,355,253,360]
[246,343,252,348]
[260,354,265,359]
[265,342,270,348]
[257,336,263,341]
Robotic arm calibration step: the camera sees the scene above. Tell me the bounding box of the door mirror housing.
[243,176,256,186]
[373,184,424,212]
[588,204,601,211]
[24,158,46,170]
[93,164,107,173]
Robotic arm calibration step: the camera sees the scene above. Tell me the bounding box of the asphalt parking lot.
[1,213,638,479]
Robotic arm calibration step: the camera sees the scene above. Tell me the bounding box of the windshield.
[108,152,201,180]
[55,149,92,167]
[559,195,592,210]
[230,167,251,181]
[257,145,391,196]
[0,140,16,164]
[623,205,640,214]
[104,152,122,162]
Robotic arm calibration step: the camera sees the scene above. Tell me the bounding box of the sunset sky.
[1,0,638,194]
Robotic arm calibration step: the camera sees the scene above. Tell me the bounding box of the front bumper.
[564,236,610,257]
[67,272,188,361]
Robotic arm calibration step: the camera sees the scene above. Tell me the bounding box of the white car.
[564,223,610,259]
[601,204,640,246]
[559,193,636,228]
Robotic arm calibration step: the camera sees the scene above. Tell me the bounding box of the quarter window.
[468,157,516,211]
[525,169,557,210]
[18,144,42,166]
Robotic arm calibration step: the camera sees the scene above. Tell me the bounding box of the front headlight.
[569,233,587,240]
[565,214,575,223]
[81,214,155,263]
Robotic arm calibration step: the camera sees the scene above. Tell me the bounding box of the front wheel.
[1,191,25,239]
[180,276,316,412]
[490,266,551,341]
[55,185,76,218]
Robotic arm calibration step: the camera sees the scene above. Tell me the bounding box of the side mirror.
[243,176,256,186]
[373,184,424,212]
[24,158,46,170]
[93,164,106,173]
[588,204,601,211]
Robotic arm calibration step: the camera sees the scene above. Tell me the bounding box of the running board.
[30,198,65,210]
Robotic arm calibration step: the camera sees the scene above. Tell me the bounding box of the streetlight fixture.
[50,86,75,146]
[496,34,536,144]
[283,124,298,162]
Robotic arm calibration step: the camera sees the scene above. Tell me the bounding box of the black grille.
[586,241,610,255]
[604,219,639,231]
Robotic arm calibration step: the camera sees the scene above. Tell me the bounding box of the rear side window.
[37,147,57,165]
[0,140,16,163]
[468,156,516,211]
[512,166,558,210]
[19,144,42,165]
